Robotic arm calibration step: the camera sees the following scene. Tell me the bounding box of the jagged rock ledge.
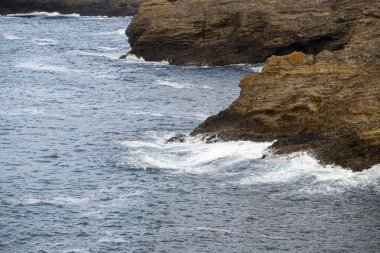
[0,0,147,16]
[127,0,380,171]
[192,51,380,171]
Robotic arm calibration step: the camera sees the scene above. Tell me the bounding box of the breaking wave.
[120,54,170,65]
[118,132,273,174]
[118,132,380,193]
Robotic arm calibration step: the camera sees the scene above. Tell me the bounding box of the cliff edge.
[127,0,367,65]
[127,0,380,171]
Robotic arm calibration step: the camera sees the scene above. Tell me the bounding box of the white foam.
[118,133,273,174]
[98,46,118,51]
[7,12,80,18]
[74,50,119,59]
[122,54,145,62]
[193,112,209,120]
[88,15,109,19]
[16,61,84,73]
[15,196,90,206]
[126,111,165,117]
[93,29,126,36]
[118,132,380,192]
[251,65,264,73]
[22,108,48,115]
[192,227,234,234]
[121,54,169,65]
[62,249,90,253]
[156,80,187,89]
[240,152,380,194]
[3,33,22,40]
[117,28,126,35]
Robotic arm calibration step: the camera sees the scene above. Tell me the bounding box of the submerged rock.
[128,0,379,171]
[0,0,147,16]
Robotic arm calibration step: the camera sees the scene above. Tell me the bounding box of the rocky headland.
[0,0,146,16]
[127,0,380,171]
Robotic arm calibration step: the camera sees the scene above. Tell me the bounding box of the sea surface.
[0,13,379,253]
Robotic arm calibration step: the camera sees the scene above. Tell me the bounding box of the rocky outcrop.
[128,0,380,171]
[192,50,380,171]
[126,0,371,65]
[0,0,147,16]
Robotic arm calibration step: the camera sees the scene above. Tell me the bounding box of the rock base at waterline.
[192,51,380,171]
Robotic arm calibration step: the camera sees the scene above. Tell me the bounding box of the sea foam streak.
[6,12,80,18]
[16,61,84,73]
[12,196,90,206]
[73,50,120,60]
[156,80,188,89]
[119,132,380,192]
[239,152,380,193]
[118,132,273,173]
[3,33,22,40]
[93,29,126,36]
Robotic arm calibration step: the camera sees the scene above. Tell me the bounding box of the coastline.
[126,0,380,171]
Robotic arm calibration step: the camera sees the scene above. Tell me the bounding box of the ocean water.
[0,13,379,253]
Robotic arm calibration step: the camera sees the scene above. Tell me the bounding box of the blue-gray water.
[0,13,379,253]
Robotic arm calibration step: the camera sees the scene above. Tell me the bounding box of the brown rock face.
[126,0,369,65]
[0,0,147,16]
[128,0,380,171]
[192,50,380,171]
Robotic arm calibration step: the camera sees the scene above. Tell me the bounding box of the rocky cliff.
[127,0,369,65]
[128,0,380,171]
[192,50,380,171]
[0,0,146,16]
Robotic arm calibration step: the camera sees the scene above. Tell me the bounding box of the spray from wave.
[117,132,380,193]
[120,54,170,66]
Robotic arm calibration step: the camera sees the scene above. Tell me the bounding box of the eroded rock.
[126,0,369,65]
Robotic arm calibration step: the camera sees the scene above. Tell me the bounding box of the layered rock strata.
[127,0,371,65]
[127,0,380,171]
[0,0,146,16]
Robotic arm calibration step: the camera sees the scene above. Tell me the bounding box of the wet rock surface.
[0,0,147,16]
